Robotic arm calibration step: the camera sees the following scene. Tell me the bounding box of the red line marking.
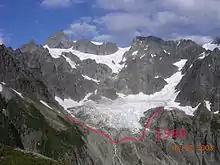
[67,107,164,145]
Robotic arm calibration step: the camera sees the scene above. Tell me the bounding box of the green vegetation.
[38,126,85,159]
[1,97,86,163]
[0,146,67,165]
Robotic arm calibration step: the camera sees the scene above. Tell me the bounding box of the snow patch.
[0,84,2,92]
[55,96,79,110]
[205,101,211,111]
[12,89,24,98]
[55,93,93,111]
[203,42,220,51]
[198,52,208,60]
[61,55,76,69]
[40,100,53,109]
[82,75,100,83]
[132,50,138,56]
[173,59,187,70]
[91,41,103,45]
[163,49,170,55]
[214,111,219,114]
[45,45,130,73]
[151,54,157,58]
[140,54,145,59]
[1,82,6,85]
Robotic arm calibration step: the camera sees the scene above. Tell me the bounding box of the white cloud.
[96,12,152,32]
[41,0,84,8]
[96,0,151,11]
[173,35,213,45]
[64,18,99,39]
[64,0,220,45]
[93,34,113,42]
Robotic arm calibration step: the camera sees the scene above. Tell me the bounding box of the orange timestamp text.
[171,144,214,152]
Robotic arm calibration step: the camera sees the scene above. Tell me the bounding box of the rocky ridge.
[44,30,118,55]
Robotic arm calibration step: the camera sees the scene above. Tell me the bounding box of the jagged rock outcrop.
[19,41,97,101]
[211,37,220,45]
[115,36,204,95]
[75,39,118,55]
[44,30,74,49]
[44,31,118,55]
[0,44,53,103]
[176,48,220,112]
[139,105,220,165]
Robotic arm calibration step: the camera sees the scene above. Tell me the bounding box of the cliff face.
[1,32,220,165]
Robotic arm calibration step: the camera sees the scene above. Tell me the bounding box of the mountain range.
[1,30,220,165]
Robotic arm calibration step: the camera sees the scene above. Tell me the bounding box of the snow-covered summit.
[203,38,220,51]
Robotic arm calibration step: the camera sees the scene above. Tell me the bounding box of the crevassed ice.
[56,59,201,132]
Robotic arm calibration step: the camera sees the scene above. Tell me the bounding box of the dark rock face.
[115,36,205,95]
[44,30,118,55]
[176,48,220,111]
[74,39,118,55]
[44,30,74,49]
[61,52,81,64]
[78,59,112,81]
[0,45,53,103]
[19,41,97,101]
[139,105,220,165]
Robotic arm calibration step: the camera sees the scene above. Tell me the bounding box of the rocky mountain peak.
[212,37,220,45]
[133,36,165,45]
[20,40,40,53]
[44,30,74,49]
[74,39,118,55]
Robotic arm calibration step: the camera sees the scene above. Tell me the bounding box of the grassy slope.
[0,146,67,165]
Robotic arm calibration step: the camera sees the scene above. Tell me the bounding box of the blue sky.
[1,0,220,48]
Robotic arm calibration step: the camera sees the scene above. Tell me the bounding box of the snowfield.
[44,45,130,73]
[203,41,220,51]
[55,59,200,132]
[0,84,2,92]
